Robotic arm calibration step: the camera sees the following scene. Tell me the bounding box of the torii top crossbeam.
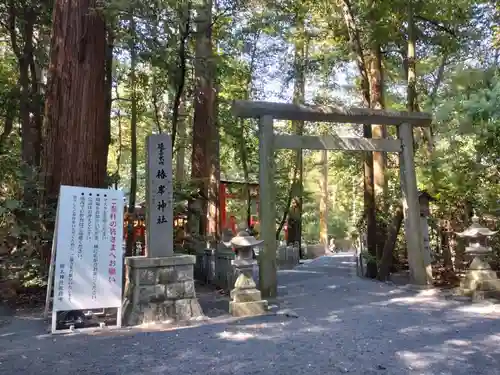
[232,100,432,127]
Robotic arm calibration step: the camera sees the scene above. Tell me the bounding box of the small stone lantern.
[455,213,499,299]
[223,231,268,317]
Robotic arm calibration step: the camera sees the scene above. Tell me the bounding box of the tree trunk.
[41,0,108,203]
[340,0,377,277]
[319,149,328,252]
[287,12,307,247]
[368,45,386,205]
[0,92,15,153]
[126,16,138,257]
[440,221,453,268]
[190,0,217,239]
[7,5,42,205]
[175,99,187,181]
[114,109,123,189]
[104,29,114,177]
[363,124,377,278]
[378,0,421,279]
[407,5,417,114]
[240,31,260,228]
[367,43,387,262]
[172,1,191,149]
[378,205,403,281]
[209,73,220,239]
[340,0,370,105]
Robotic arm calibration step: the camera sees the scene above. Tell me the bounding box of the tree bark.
[126,16,138,257]
[172,1,191,149]
[365,0,388,263]
[114,109,123,189]
[41,0,108,205]
[378,205,403,281]
[319,148,328,251]
[104,28,114,175]
[240,31,260,227]
[367,44,387,262]
[368,45,386,201]
[287,10,307,247]
[363,123,377,278]
[407,4,417,114]
[190,0,217,239]
[175,99,187,181]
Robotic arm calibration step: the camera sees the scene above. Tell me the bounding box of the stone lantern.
[455,213,500,299]
[223,231,268,317]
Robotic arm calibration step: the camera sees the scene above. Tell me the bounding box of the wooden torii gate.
[232,100,434,298]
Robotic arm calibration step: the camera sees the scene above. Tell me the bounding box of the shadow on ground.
[1,253,499,375]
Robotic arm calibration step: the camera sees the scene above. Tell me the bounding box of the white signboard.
[52,185,124,313]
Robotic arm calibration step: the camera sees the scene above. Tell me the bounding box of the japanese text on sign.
[78,194,85,259]
[154,141,171,226]
[66,195,77,302]
[86,193,93,241]
[102,196,108,241]
[94,194,101,242]
[157,142,165,165]
[108,200,118,284]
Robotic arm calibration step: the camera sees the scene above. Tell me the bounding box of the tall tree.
[286,6,307,247]
[125,15,138,257]
[2,1,50,204]
[340,0,377,277]
[41,0,108,203]
[190,0,219,239]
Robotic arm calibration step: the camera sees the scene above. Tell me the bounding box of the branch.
[415,15,457,37]
[7,1,21,59]
[429,53,447,106]
[111,96,132,103]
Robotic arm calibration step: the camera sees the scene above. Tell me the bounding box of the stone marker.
[224,231,268,317]
[122,134,203,326]
[145,134,173,258]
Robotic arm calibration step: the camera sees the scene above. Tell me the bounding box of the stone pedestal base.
[229,260,267,318]
[123,255,204,326]
[460,256,500,300]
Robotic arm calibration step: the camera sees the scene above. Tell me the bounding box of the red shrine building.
[219,180,260,234]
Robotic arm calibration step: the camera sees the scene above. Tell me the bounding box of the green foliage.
[0,149,51,289]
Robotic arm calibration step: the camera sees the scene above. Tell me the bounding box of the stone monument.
[123,134,203,325]
[456,212,500,300]
[225,231,268,317]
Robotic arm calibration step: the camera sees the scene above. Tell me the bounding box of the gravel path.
[1,252,500,375]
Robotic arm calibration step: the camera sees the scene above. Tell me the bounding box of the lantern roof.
[418,190,436,201]
[456,214,497,238]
